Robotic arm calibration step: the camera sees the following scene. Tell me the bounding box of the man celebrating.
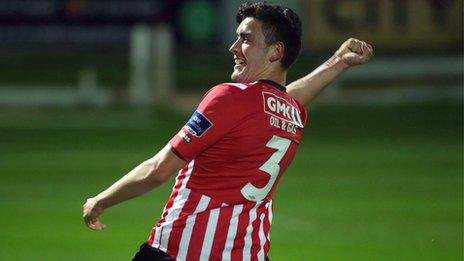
[83,2,373,260]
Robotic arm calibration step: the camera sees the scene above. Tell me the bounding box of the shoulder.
[207,82,251,94]
[201,82,255,101]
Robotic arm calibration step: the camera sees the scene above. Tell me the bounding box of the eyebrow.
[237,32,252,39]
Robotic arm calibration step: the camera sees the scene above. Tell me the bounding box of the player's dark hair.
[236,1,302,69]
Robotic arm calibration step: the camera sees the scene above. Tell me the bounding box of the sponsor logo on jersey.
[262,91,303,128]
[185,110,213,137]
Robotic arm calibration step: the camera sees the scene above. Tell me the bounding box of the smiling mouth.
[234,57,246,66]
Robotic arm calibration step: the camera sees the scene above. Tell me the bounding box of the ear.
[269,42,285,63]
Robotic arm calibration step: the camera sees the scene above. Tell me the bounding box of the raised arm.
[287,38,373,105]
[83,144,186,230]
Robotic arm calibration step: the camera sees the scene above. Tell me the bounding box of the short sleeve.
[169,84,244,162]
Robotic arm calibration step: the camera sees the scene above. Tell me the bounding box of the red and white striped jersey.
[147,80,308,261]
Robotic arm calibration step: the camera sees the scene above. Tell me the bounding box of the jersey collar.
[258,79,287,92]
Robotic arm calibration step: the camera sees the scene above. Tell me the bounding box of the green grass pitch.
[0,101,462,260]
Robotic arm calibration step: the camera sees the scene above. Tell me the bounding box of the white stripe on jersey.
[242,202,261,261]
[256,204,268,260]
[222,204,244,261]
[267,200,273,241]
[226,83,248,90]
[177,195,211,261]
[152,160,195,249]
[199,206,221,260]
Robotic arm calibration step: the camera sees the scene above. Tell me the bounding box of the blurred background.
[0,0,462,260]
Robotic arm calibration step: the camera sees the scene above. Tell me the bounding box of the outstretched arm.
[83,144,186,230]
[287,38,374,105]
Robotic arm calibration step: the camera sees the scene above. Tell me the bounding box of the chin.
[232,72,251,83]
[231,73,242,83]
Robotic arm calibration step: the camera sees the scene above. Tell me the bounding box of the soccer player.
[83,2,373,260]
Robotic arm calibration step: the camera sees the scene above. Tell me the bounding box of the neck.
[258,68,287,86]
[265,73,286,86]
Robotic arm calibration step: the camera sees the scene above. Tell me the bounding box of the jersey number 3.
[240,135,291,202]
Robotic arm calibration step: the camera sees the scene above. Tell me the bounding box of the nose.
[229,38,240,55]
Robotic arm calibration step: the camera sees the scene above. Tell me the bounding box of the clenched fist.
[335,38,373,67]
[83,197,107,231]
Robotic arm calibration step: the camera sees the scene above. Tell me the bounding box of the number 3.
[240,135,291,202]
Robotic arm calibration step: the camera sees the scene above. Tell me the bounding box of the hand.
[334,38,373,67]
[83,197,107,231]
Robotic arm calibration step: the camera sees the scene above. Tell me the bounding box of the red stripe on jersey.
[250,202,269,261]
[241,202,263,261]
[230,203,256,261]
[176,194,212,260]
[263,201,273,255]
[199,203,222,259]
[162,163,191,219]
[209,205,234,260]
[167,191,203,259]
[222,204,244,260]
[147,227,156,246]
[185,201,213,260]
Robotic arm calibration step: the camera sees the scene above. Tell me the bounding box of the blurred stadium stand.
[0,0,462,108]
[0,0,177,106]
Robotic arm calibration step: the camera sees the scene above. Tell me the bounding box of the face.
[229,17,274,83]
